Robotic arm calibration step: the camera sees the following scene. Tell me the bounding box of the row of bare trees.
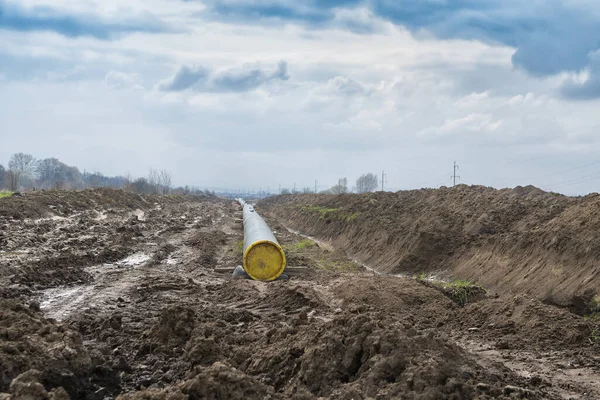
[0,153,181,196]
[278,173,379,195]
[321,173,378,194]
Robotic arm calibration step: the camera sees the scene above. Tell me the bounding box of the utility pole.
[293,182,296,193]
[314,180,318,194]
[381,170,387,192]
[452,162,460,187]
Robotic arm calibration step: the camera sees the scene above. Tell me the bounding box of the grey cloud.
[0,0,176,39]
[559,58,600,100]
[157,65,210,91]
[197,0,600,99]
[157,61,289,92]
[324,76,372,96]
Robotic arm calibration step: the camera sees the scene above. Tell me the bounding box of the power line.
[544,170,600,190]
[495,158,600,183]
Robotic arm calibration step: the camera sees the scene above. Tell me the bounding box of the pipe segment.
[237,199,286,281]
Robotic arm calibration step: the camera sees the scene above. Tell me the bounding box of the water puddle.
[115,253,151,267]
[40,285,88,321]
[39,252,152,320]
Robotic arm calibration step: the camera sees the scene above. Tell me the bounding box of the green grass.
[584,314,600,342]
[300,204,361,222]
[0,191,14,199]
[415,274,487,306]
[294,238,316,250]
[300,205,339,219]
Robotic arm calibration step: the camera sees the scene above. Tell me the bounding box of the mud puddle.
[39,253,153,320]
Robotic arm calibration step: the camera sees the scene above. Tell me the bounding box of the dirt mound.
[0,300,95,397]
[147,306,196,352]
[260,187,600,303]
[117,362,275,400]
[9,370,70,400]
[453,295,594,351]
[0,188,212,220]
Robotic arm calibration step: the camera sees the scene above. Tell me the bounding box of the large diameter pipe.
[238,199,286,281]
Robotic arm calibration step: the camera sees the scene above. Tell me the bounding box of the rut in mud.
[1,188,599,399]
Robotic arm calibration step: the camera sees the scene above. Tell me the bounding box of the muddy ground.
[1,188,599,399]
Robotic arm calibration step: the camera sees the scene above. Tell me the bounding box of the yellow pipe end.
[243,240,287,281]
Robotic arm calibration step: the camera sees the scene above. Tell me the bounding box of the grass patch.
[0,191,14,199]
[300,205,339,219]
[283,238,316,253]
[415,274,487,306]
[300,204,361,222]
[294,238,316,250]
[584,314,600,343]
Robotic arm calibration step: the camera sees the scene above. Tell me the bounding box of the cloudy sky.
[2,0,600,195]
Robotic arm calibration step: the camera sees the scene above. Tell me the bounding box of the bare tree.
[85,172,105,188]
[328,177,349,194]
[302,187,313,194]
[158,170,172,194]
[122,173,133,192]
[131,177,153,194]
[356,173,379,193]
[280,188,291,195]
[8,153,36,191]
[148,168,160,194]
[37,158,64,189]
[0,164,5,189]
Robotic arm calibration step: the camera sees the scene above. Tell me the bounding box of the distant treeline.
[0,153,215,196]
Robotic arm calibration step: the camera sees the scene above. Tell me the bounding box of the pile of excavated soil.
[259,186,600,307]
[0,188,212,220]
[0,300,99,397]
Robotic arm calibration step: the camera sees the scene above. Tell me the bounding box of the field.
[1,187,599,399]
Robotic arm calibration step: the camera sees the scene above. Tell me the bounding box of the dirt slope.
[259,185,600,307]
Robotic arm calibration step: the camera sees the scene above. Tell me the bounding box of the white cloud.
[104,71,143,89]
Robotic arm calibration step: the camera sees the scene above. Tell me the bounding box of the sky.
[2,0,600,195]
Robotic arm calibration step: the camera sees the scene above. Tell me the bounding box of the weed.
[342,212,361,222]
[584,314,600,342]
[415,276,487,306]
[414,272,427,281]
[589,296,600,314]
[295,239,316,250]
[0,191,14,199]
[440,280,484,305]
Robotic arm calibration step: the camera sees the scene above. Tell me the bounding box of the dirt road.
[1,189,599,399]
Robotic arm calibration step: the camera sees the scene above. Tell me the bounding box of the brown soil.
[1,188,599,399]
[259,186,600,308]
